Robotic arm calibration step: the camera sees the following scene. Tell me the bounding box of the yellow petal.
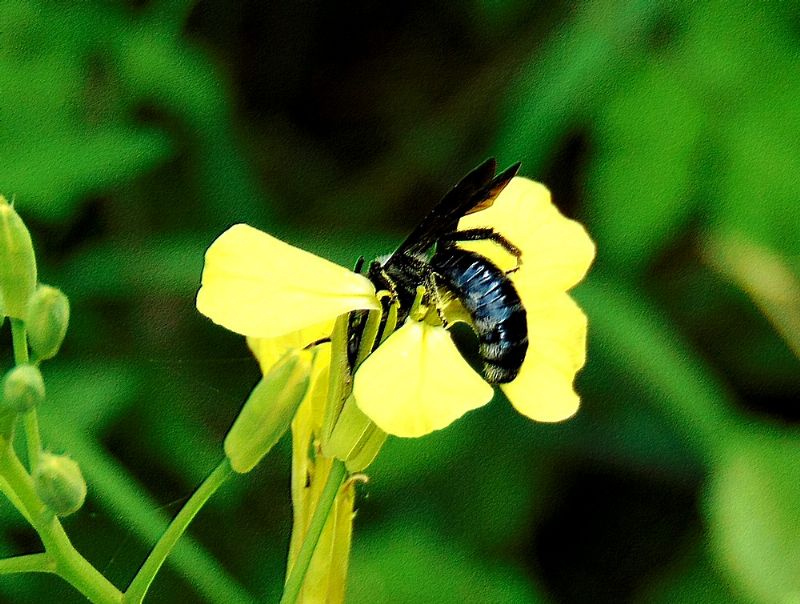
[196,224,379,338]
[303,346,332,435]
[501,293,587,422]
[353,321,494,437]
[247,320,334,374]
[457,177,595,294]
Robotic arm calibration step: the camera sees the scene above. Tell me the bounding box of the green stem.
[0,447,122,603]
[0,469,33,523]
[280,459,347,604]
[10,318,41,469]
[0,552,55,574]
[49,423,254,604]
[22,412,42,469]
[10,319,29,364]
[124,459,234,604]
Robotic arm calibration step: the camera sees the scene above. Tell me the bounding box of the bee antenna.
[304,337,331,349]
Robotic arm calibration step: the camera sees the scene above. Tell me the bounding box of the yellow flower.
[196,224,379,341]
[352,177,594,436]
[195,176,594,439]
[196,226,375,441]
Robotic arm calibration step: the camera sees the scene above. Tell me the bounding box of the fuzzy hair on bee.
[353,158,529,384]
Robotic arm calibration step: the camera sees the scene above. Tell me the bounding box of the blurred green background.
[2,0,800,602]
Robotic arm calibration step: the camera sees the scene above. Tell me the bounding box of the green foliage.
[1,0,799,601]
[348,521,546,603]
[706,432,800,602]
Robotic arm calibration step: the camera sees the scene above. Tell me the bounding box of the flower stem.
[123,458,234,604]
[0,446,122,603]
[0,552,55,574]
[10,319,29,364]
[0,470,32,523]
[280,458,347,604]
[10,318,41,469]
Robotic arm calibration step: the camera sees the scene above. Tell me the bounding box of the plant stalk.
[124,458,234,603]
[10,319,41,469]
[280,459,347,604]
[0,447,122,603]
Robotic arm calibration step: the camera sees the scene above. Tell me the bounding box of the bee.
[354,158,528,384]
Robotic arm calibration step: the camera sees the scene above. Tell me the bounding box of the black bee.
[356,158,528,384]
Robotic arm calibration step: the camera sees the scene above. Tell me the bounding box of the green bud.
[224,348,313,473]
[32,453,87,517]
[323,394,387,472]
[3,364,45,413]
[0,196,37,319]
[26,285,70,360]
[345,422,387,473]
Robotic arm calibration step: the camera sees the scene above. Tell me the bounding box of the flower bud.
[32,453,87,516]
[323,394,387,472]
[0,196,37,319]
[26,285,69,360]
[345,423,387,473]
[224,348,313,473]
[2,365,45,413]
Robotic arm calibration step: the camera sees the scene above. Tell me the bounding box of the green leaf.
[39,361,141,432]
[716,110,800,257]
[495,0,665,171]
[2,128,171,221]
[349,522,548,603]
[574,277,740,459]
[584,66,704,275]
[705,430,800,603]
[635,541,753,604]
[59,235,206,299]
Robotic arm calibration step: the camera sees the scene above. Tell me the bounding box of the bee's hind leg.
[421,268,449,328]
[439,228,522,273]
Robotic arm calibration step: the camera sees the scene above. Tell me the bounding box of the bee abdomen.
[431,248,528,384]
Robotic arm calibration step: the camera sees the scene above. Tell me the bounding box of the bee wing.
[388,159,521,261]
[462,161,520,217]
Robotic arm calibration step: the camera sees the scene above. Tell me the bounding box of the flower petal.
[353,321,494,437]
[196,224,379,338]
[501,292,587,422]
[247,320,334,374]
[457,177,595,294]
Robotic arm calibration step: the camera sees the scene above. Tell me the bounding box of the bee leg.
[439,228,523,272]
[423,269,449,328]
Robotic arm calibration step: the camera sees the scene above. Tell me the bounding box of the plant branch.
[124,459,234,603]
[280,459,347,604]
[0,552,55,574]
[0,447,122,603]
[10,319,41,469]
[0,471,33,523]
